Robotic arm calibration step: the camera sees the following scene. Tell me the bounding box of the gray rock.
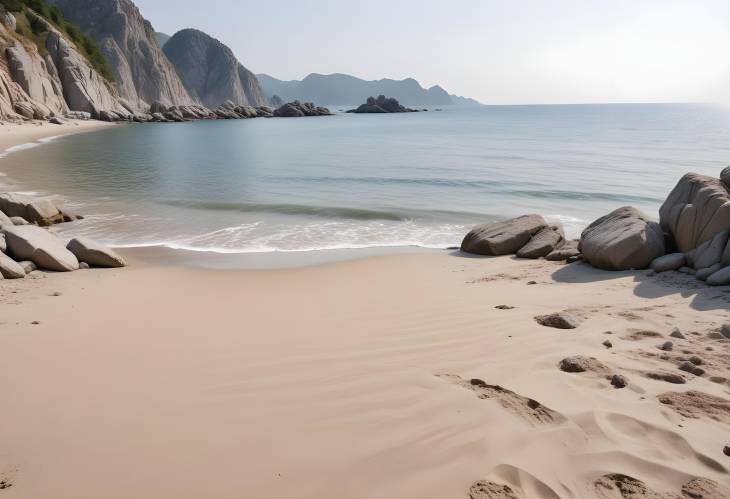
[669,327,685,339]
[18,260,36,273]
[545,240,580,261]
[660,341,673,351]
[678,266,696,275]
[516,226,564,259]
[688,356,703,365]
[696,263,722,281]
[66,237,126,268]
[678,362,704,376]
[687,229,729,270]
[535,312,580,329]
[163,29,268,109]
[64,111,91,120]
[2,225,79,272]
[461,215,547,256]
[650,253,685,272]
[0,251,25,278]
[706,266,730,286]
[0,193,64,226]
[660,172,730,253]
[610,374,628,388]
[721,324,730,339]
[273,100,332,117]
[602,340,613,349]
[559,356,603,373]
[579,207,665,270]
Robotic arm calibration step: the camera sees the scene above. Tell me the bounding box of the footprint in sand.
[594,473,730,499]
[469,480,521,499]
[657,391,730,423]
[436,374,566,426]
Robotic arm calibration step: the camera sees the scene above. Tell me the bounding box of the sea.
[1,103,729,262]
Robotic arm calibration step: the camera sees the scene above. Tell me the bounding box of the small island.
[347,95,419,113]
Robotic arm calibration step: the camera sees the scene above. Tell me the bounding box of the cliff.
[163,29,267,109]
[50,0,196,110]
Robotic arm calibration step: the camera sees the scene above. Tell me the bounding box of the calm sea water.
[1,104,729,254]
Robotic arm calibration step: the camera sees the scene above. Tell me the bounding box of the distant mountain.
[257,73,481,106]
[155,32,170,47]
[163,29,268,108]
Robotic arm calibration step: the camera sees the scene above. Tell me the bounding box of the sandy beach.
[0,120,116,153]
[1,250,729,499]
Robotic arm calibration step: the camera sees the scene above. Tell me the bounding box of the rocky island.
[346,95,418,113]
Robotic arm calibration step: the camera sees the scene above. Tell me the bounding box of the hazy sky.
[135,0,730,105]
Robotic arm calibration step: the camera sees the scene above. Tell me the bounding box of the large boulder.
[659,172,730,253]
[516,226,564,259]
[66,237,126,268]
[0,251,24,279]
[0,193,64,226]
[461,215,548,256]
[3,225,79,272]
[686,229,729,270]
[579,207,665,270]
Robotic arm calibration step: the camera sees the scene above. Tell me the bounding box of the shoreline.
[1,253,728,498]
[0,120,117,155]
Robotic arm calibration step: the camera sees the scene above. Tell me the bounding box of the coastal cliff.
[163,29,268,108]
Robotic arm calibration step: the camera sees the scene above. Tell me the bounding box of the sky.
[135,0,730,105]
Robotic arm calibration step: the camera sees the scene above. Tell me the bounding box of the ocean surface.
[1,104,729,256]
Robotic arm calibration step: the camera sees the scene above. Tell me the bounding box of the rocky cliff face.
[0,6,126,121]
[163,29,267,109]
[50,0,196,110]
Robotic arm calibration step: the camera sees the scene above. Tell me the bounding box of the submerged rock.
[579,206,664,270]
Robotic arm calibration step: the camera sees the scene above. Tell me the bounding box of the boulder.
[579,207,665,270]
[516,226,564,259]
[11,216,29,225]
[3,225,79,272]
[706,267,730,287]
[722,166,730,188]
[0,210,11,228]
[66,237,126,268]
[545,240,580,261]
[461,215,548,256]
[0,193,64,226]
[650,253,685,272]
[659,172,730,252]
[273,100,332,118]
[18,260,36,273]
[696,263,722,281]
[535,312,580,329]
[687,230,728,270]
[0,251,24,278]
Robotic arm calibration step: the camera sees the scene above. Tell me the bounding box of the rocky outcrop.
[5,43,68,116]
[162,29,268,109]
[3,225,79,272]
[51,0,196,111]
[579,207,664,270]
[461,215,549,256]
[67,237,126,268]
[273,101,332,118]
[347,95,418,113]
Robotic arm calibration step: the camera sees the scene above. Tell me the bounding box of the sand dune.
[0,253,728,498]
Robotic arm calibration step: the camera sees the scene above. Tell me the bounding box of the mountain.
[50,0,196,110]
[451,94,482,106]
[0,2,129,120]
[163,29,267,108]
[155,31,170,47]
[256,73,481,106]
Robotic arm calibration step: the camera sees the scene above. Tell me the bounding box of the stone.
[602,340,613,349]
[516,226,564,259]
[579,207,665,270]
[649,253,685,272]
[559,356,604,373]
[10,216,28,225]
[461,215,548,256]
[724,445,730,457]
[696,263,722,281]
[669,327,685,339]
[689,356,703,365]
[79,261,90,269]
[706,267,730,286]
[0,193,64,226]
[0,251,25,279]
[347,95,418,113]
[721,324,730,339]
[495,305,515,310]
[2,225,79,272]
[273,100,332,118]
[66,237,126,268]
[678,266,695,275]
[0,232,5,252]
[611,374,628,388]
[545,239,580,261]
[660,172,730,253]
[18,260,36,273]
[660,341,673,351]
[535,312,580,329]
[0,210,11,228]
[686,229,729,270]
[679,362,705,377]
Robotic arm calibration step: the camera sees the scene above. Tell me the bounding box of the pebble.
[610,374,628,388]
[527,281,537,285]
[535,313,580,330]
[724,446,730,457]
[689,356,703,366]
[669,327,685,339]
[495,305,515,310]
[660,341,673,351]
[602,340,613,349]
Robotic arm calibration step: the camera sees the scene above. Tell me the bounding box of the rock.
[0,193,64,226]
[706,266,730,286]
[535,312,580,329]
[0,233,4,252]
[660,341,673,351]
[669,327,685,339]
[687,229,729,270]
[10,216,28,225]
[79,261,90,269]
[495,305,515,310]
[163,29,268,109]
[149,101,169,114]
[649,253,685,272]
[5,43,69,117]
[2,225,79,272]
[461,215,548,256]
[696,263,722,281]
[660,172,730,253]
[579,207,665,270]
[0,210,11,228]
[721,324,730,339]
[347,95,418,113]
[66,237,126,268]
[602,340,613,349]
[545,240,580,261]
[559,356,603,373]
[64,111,91,120]
[678,266,695,275]
[724,445,730,457]
[18,260,36,273]
[645,372,686,384]
[516,225,564,259]
[273,100,332,117]
[688,356,703,365]
[678,362,705,376]
[611,374,628,388]
[0,251,25,278]
[49,117,66,125]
